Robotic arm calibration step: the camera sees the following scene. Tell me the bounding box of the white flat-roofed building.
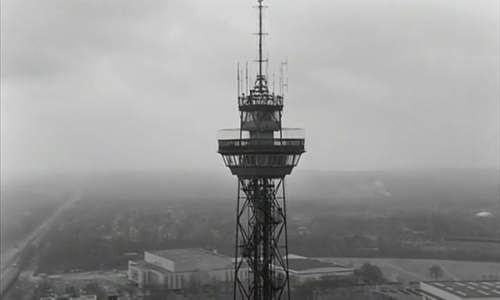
[128,248,249,290]
[232,254,354,285]
[288,266,354,282]
[420,281,500,300]
[286,257,354,284]
[271,255,354,284]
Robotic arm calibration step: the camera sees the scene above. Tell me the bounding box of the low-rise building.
[232,254,354,285]
[420,281,500,300]
[267,254,354,284]
[128,248,249,289]
[285,255,354,284]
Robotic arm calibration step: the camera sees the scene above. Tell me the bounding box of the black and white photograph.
[1,0,499,299]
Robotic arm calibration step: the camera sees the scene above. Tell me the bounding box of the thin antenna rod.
[286,58,289,93]
[246,61,249,95]
[283,59,289,93]
[258,0,263,90]
[279,64,283,96]
[273,72,275,94]
[280,60,288,96]
[237,63,240,101]
[266,51,269,80]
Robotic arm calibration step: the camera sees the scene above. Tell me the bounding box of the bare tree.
[428,265,445,281]
[124,283,137,298]
[186,272,202,299]
[65,285,78,296]
[33,279,55,300]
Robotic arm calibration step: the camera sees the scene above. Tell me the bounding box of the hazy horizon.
[2,168,498,207]
[2,166,499,184]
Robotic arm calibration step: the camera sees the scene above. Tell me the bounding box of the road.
[1,189,82,295]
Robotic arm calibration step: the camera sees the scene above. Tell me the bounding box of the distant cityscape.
[1,171,498,300]
[2,0,498,298]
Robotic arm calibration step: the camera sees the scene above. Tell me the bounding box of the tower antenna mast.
[218,1,306,300]
[258,0,263,90]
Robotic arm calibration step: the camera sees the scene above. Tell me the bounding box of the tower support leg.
[234,178,290,300]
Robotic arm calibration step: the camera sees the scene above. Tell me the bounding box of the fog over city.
[2,1,500,299]
[2,0,499,179]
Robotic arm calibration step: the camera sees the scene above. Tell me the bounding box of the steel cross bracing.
[217,1,305,300]
[233,178,290,300]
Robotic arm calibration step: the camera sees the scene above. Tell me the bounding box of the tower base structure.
[233,178,290,300]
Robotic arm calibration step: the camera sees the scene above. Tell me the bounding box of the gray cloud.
[1,0,498,176]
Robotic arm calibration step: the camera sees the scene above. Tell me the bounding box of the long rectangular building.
[128,248,249,290]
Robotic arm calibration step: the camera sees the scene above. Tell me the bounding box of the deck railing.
[238,94,283,107]
[217,128,305,140]
[218,139,304,148]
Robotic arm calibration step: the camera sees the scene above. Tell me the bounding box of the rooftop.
[422,281,500,299]
[148,248,230,262]
[285,254,308,260]
[132,260,173,274]
[288,258,347,271]
[291,267,354,276]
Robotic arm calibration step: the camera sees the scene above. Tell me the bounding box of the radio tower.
[217,1,305,300]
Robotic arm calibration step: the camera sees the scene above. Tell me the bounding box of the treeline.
[308,211,499,241]
[289,235,499,262]
[445,237,500,243]
[34,198,499,274]
[36,230,498,276]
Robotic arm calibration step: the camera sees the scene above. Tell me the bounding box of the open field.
[318,257,500,282]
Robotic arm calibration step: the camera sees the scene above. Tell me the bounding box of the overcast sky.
[1,0,499,177]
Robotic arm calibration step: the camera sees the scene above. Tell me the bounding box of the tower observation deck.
[217,1,305,300]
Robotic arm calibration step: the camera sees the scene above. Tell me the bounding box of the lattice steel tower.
[217,1,305,300]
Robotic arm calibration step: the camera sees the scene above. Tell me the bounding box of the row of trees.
[36,224,498,276]
[288,235,499,262]
[34,197,499,275]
